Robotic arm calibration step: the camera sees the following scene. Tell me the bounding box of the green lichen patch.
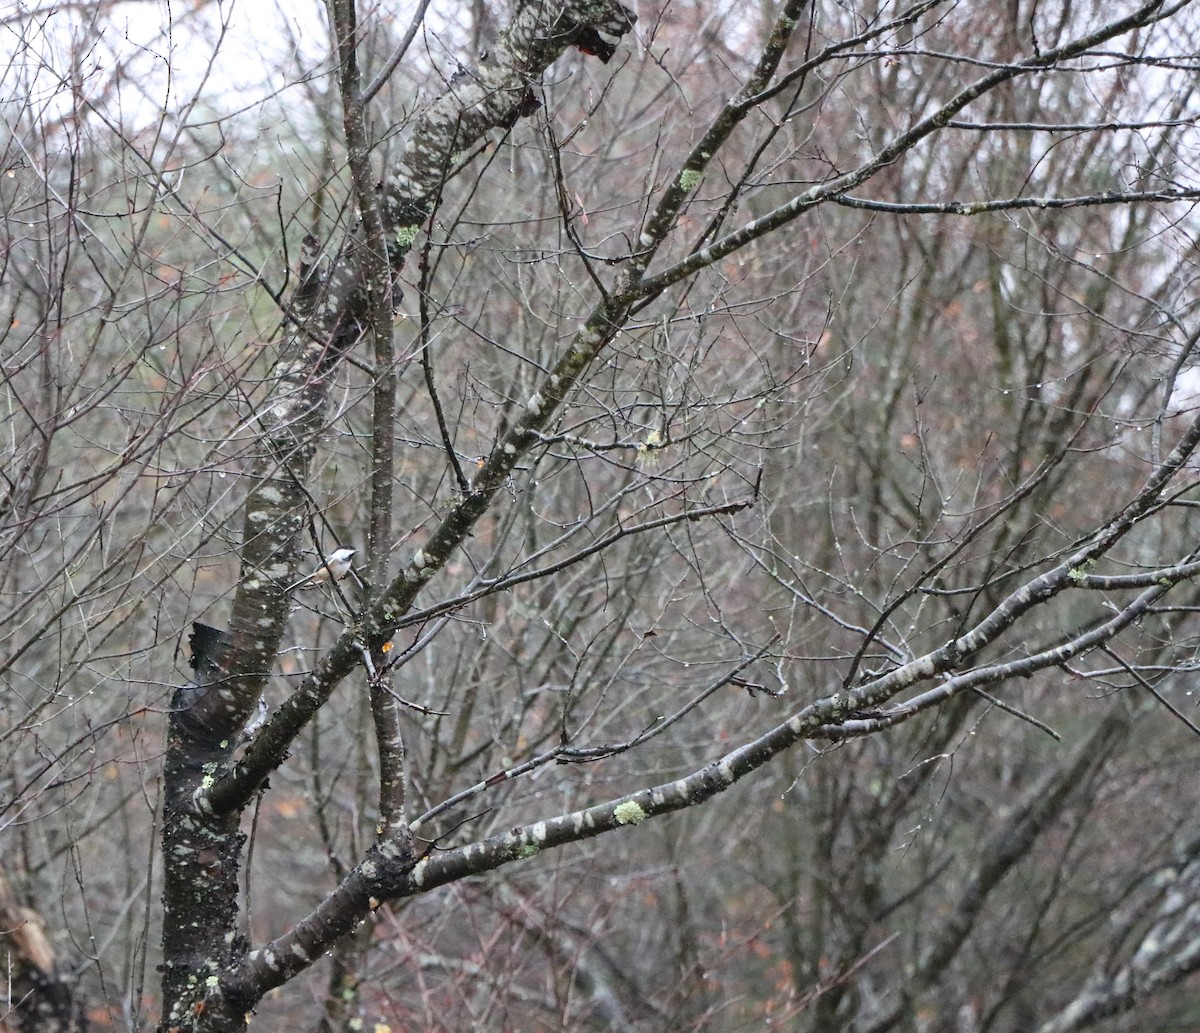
[614,800,647,825]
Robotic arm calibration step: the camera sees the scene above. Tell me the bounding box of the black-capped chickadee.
[287,547,356,591]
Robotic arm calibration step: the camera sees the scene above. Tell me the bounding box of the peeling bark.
[158,3,637,1031]
[0,869,86,1033]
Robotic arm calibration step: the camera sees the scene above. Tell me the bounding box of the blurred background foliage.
[3,0,1200,1029]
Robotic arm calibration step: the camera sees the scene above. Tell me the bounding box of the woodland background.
[4,0,1200,1030]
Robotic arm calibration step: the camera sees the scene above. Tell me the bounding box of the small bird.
[287,547,356,591]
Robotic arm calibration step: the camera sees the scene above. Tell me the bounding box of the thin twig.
[1101,646,1200,738]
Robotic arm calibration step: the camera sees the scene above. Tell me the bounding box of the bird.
[287,547,357,591]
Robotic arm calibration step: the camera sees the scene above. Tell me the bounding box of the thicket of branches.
[4,1,1200,1031]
